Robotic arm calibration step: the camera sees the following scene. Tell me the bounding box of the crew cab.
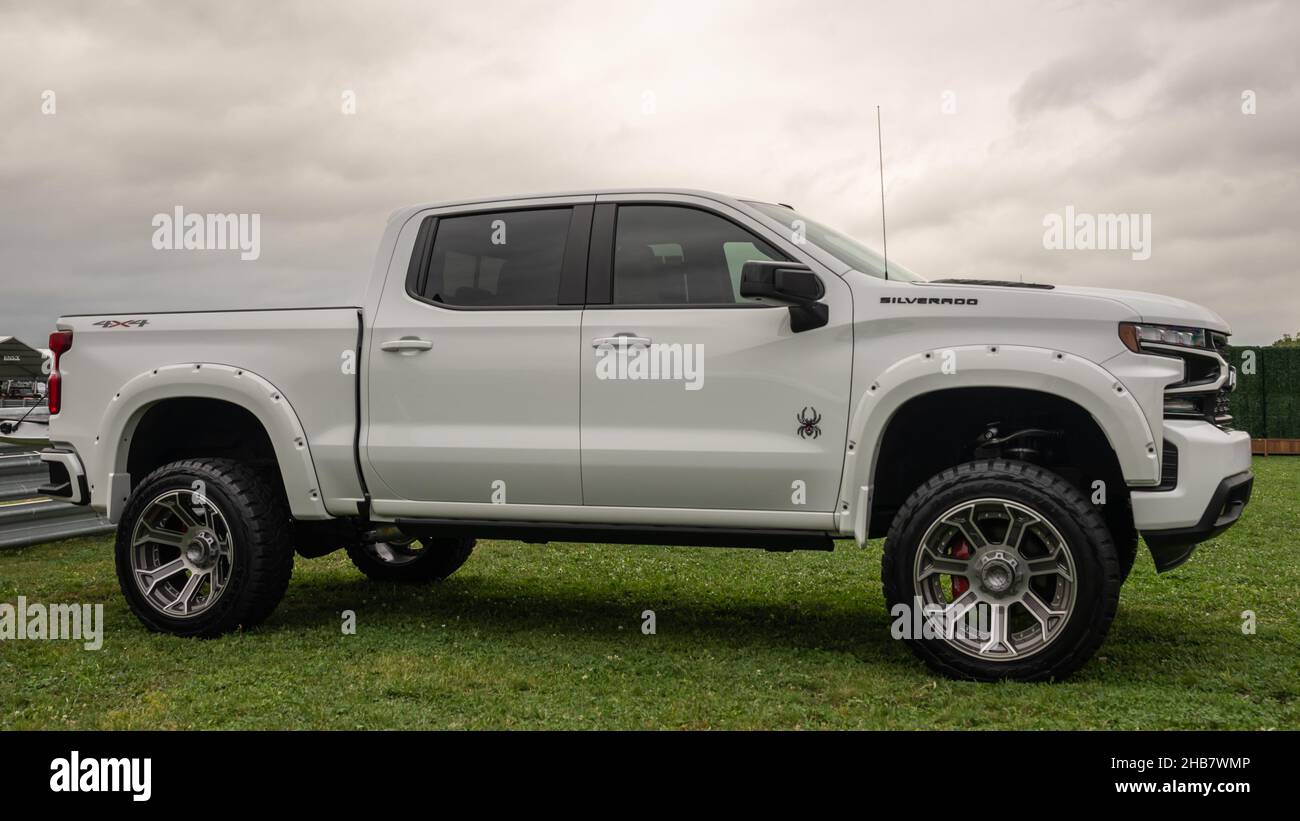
[5,189,1253,681]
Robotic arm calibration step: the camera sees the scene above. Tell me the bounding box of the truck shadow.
[277,572,907,661]
[270,569,1211,682]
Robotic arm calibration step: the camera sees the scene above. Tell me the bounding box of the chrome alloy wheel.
[912,498,1077,660]
[129,489,235,618]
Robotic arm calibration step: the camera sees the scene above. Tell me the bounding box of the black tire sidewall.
[114,460,285,637]
[883,462,1119,682]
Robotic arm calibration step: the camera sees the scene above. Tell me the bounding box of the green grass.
[2,456,1297,730]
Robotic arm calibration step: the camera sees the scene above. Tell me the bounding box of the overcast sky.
[1,0,1296,345]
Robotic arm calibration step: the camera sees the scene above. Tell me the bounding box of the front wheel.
[882,460,1121,682]
[346,536,475,582]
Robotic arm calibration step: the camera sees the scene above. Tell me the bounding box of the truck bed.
[49,307,365,517]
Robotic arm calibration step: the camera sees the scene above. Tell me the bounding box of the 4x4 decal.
[92,319,150,328]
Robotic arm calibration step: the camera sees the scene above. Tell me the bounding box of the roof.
[373,189,860,281]
[385,188,762,225]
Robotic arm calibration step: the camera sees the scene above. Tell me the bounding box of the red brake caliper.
[950,539,971,598]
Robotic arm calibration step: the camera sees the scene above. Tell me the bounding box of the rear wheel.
[115,458,294,637]
[346,536,475,582]
[882,460,1121,682]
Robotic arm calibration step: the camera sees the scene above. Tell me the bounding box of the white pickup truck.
[5,189,1253,681]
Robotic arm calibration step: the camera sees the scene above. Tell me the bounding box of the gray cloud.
[0,0,1296,346]
[1011,42,1154,121]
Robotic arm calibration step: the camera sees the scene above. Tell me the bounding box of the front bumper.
[1131,419,1253,572]
[1141,470,1253,571]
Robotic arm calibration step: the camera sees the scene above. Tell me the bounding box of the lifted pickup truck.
[9,189,1252,681]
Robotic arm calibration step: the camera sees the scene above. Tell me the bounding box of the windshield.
[747,201,925,282]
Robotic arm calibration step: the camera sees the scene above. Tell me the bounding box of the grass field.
[1,456,1297,730]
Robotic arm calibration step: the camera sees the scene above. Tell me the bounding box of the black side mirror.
[739,260,829,332]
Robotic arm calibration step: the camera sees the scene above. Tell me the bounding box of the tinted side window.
[612,206,780,306]
[419,209,572,307]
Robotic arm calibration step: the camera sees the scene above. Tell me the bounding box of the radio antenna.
[876,105,888,280]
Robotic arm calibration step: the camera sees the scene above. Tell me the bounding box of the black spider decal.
[796,406,822,440]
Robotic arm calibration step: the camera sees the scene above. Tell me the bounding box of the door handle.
[381,338,433,353]
[591,334,652,349]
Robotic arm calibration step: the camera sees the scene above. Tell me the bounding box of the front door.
[580,198,853,514]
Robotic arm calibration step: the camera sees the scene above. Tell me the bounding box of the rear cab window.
[409,208,577,308]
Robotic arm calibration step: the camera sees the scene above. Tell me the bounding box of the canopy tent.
[0,337,51,379]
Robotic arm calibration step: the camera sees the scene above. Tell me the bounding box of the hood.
[917,279,1231,334]
[1047,285,1230,332]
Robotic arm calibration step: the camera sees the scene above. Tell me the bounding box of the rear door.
[365,196,592,510]
[579,194,853,515]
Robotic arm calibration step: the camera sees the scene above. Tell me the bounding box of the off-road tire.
[881,459,1121,682]
[1117,532,1139,581]
[115,458,294,637]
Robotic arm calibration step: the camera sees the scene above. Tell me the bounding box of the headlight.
[1118,322,1210,352]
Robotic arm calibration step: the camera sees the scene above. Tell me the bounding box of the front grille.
[1183,354,1221,385]
[1156,333,1234,430]
[1164,391,1234,428]
[1213,390,1233,428]
[1159,347,1223,391]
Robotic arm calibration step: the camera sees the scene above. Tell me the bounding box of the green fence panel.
[1226,346,1300,438]
[1226,346,1264,436]
[1262,347,1300,437]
